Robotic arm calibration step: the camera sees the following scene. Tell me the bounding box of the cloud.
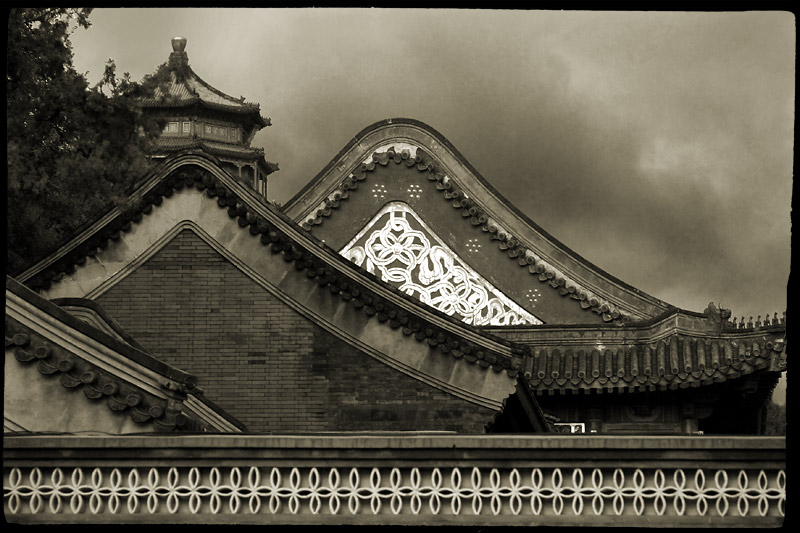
[69,9,792,318]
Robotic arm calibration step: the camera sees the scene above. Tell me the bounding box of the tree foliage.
[7,8,163,275]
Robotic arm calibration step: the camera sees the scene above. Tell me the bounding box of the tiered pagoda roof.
[139,37,278,176]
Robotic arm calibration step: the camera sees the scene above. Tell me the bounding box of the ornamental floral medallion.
[340,203,541,326]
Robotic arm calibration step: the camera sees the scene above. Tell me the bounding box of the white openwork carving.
[340,203,542,326]
[4,466,785,519]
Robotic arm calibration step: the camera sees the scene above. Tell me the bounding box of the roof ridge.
[283,119,672,318]
[185,65,259,109]
[300,145,633,326]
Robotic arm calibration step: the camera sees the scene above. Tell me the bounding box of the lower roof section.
[5,276,244,434]
[486,310,787,393]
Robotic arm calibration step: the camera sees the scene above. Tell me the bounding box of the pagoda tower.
[139,37,278,198]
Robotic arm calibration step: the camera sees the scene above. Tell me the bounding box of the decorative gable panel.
[341,202,542,326]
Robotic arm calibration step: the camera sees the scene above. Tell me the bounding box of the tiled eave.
[484,310,787,394]
[141,96,265,117]
[5,278,205,432]
[151,139,278,173]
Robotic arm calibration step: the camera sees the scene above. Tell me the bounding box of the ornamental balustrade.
[3,434,785,526]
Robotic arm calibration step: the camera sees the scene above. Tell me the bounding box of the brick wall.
[96,229,495,433]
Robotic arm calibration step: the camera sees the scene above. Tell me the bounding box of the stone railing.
[3,434,785,526]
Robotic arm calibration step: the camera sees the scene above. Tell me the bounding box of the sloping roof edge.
[7,276,197,388]
[6,277,193,431]
[281,118,672,322]
[49,297,150,353]
[14,148,262,281]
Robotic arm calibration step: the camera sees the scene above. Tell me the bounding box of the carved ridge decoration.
[299,146,631,324]
[4,322,194,432]
[525,334,787,394]
[4,465,785,521]
[341,203,542,327]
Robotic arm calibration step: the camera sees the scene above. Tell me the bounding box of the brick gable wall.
[96,229,495,433]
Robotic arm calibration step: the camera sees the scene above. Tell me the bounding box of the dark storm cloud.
[68,9,792,321]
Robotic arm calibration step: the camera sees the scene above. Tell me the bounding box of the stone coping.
[3,433,785,451]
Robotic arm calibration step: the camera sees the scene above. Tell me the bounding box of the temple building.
[4,38,786,526]
[139,37,278,198]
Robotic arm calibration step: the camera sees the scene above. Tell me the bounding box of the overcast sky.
[69,8,793,325]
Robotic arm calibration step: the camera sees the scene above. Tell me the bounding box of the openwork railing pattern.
[4,465,785,522]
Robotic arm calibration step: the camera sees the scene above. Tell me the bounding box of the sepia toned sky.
[69,8,793,325]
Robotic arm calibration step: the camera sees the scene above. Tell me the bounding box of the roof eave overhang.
[6,276,198,388]
[140,100,267,129]
[15,154,530,383]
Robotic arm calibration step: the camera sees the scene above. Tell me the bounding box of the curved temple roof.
[138,37,269,128]
[13,147,786,397]
[284,119,679,324]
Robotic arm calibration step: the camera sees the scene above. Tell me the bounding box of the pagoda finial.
[168,37,189,69]
[171,36,187,52]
